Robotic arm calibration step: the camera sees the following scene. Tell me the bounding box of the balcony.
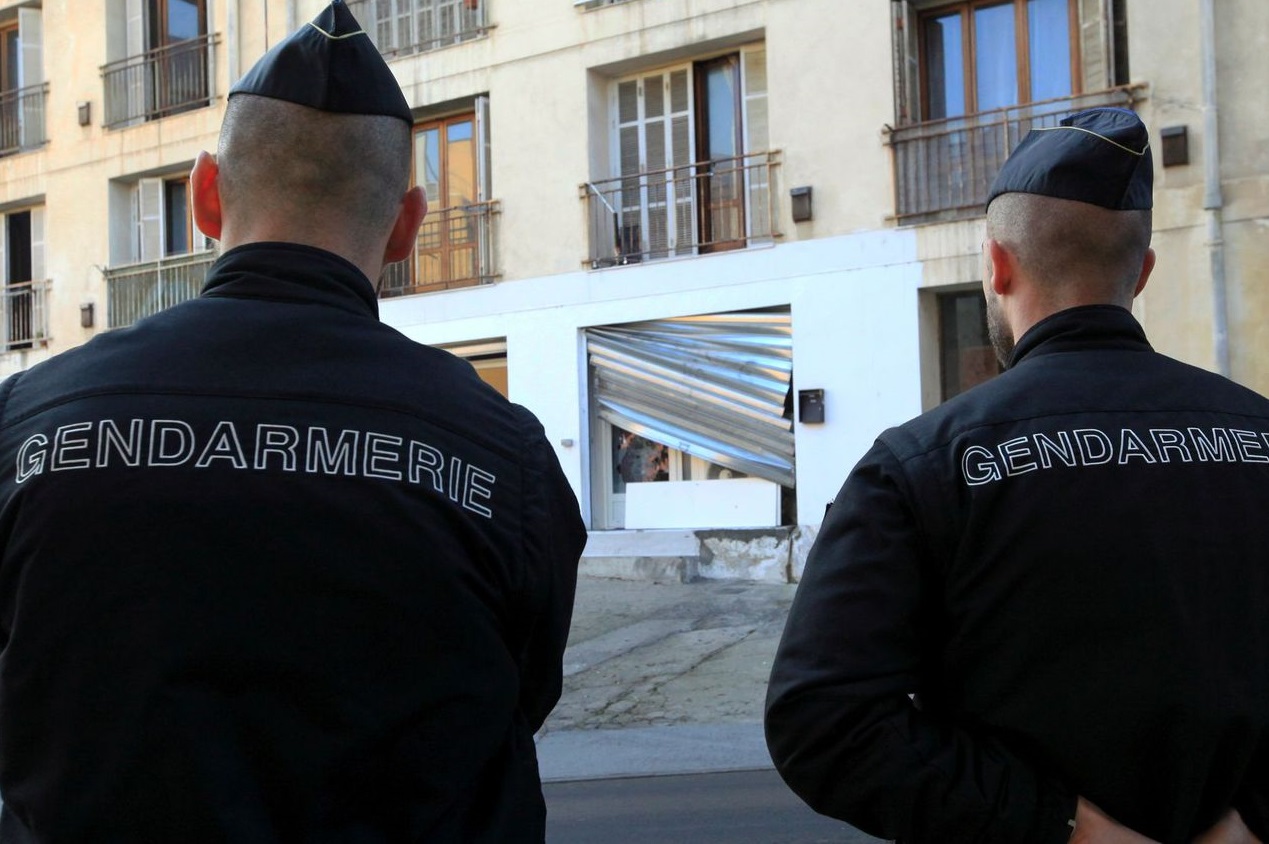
[101,35,216,129]
[886,87,1140,225]
[582,151,781,269]
[347,0,488,58]
[379,200,500,297]
[106,251,216,329]
[0,84,48,156]
[2,280,49,350]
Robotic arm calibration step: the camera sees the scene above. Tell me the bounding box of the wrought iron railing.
[2,279,50,350]
[0,84,48,156]
[379,200,500,297]
[106,251,216,329]
[101,34,215,129]
[347,0,488,57]
[886,87,1140,224]
[581,151,780,269]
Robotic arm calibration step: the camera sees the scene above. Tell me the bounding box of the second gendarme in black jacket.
[766,305,1269,843]
[0,243,586,842]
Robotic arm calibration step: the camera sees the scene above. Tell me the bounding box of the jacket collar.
[1009,305,1152,369]
[200,242,380,319]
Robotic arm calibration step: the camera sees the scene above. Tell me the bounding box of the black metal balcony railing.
[106,251,216,329]
[380,200,499,297]
[3,279,50,350]
[0,84,48,156]
[101,35,215,129]
[886,87,1139,224]
[347,0,488,58]
[582,151,781,269]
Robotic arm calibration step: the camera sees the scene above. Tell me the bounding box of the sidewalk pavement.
[536,575,798,783]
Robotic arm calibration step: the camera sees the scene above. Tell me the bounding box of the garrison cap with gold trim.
[228,0,412,124]
[987,107,1153,211]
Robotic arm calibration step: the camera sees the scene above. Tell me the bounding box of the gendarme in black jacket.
[767,305,1269,844]
[0,243,586,842]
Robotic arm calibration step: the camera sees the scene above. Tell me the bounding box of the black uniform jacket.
[766,306,1269,844]
[0,244,586,843]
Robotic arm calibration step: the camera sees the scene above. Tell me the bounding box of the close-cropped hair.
[987,193,1152,297]
[217,95,411,239]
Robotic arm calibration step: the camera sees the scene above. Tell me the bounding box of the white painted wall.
[382,229,924,530]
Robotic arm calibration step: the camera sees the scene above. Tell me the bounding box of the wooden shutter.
[30,206,44,282]
[1079,0,1111,92]
[741,47,771,242]
[125,0,147,120]
[475,95,492,202]
[892,0,921,124]
[18,8,42,148]
[0,213,7,287]
[136,178,164,263]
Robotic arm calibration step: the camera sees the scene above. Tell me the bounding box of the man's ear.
[985,238,1015,296]
[1133,247,1156,298]
[190,152,222,240]
[383,186,427,265]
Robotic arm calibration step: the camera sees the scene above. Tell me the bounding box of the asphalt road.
[544,769,887,844]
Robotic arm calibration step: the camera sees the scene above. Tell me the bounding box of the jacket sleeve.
[515,415,586,733]
[764,440,1077,844]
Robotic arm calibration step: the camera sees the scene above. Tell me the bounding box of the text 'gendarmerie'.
[962,425,1269,487]
[14,418,497,519]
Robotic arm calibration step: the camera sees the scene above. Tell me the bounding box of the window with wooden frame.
[604,45,770,263]
[919,0,1079,120]
[132,174,201,263]
[0,23,18,93]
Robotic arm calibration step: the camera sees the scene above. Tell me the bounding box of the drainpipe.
[1199,0,1229,377]
[226,0,240,86]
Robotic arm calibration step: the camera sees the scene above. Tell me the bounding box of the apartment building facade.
[0,0,1265,578]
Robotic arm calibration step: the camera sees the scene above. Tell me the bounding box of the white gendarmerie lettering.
[1150,428,1192,463]
[1189,427,1237,462]
[363,432,403,480]
[98,419,144,467]
[51,422,94,471]
[1074,429,1114,465]
[960,424,1269,487]
[998,436,1038,477]
[962,445,1001,486]
[408,439,444,490]
[307,428,359,475]
[9,418,500,518]
[150,420,195,466]
[1231,429,1269,463]
[462,464,496,518]
[197,421,249,469]
[16,433,48,483]
[255,424,300,472]
[1118,428,1157,464]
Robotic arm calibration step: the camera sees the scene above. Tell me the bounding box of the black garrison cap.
[987,108,1153,211]
[228,0,412,124]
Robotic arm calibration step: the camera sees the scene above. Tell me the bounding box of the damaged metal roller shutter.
[586,311,794,487]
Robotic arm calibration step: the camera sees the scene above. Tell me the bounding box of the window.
[938,290,1000,400]
[349,0,487,58]
[381,98,497,297]
[439,339,507,398]
[586,46,773,267]
[0,206,48,350]
[132,175,199,262]
[0,8,45,154]
[102,0,212,128]
[920,0,1076,120]
[889,0,1133,222]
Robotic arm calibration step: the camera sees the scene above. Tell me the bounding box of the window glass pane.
[704,61,738,159]
[164,180,189,256]
[939,291,1000,401]
[415,127,441,204]
[166,0,202,41]
[446,120,475,207]
[974,3,1018,112]
[1028,0,1072,101]
[924,12,965,118]
[3,28,18,91]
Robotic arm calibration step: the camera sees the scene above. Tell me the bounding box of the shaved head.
[217,94,411,244]
[986,193,1153,304]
